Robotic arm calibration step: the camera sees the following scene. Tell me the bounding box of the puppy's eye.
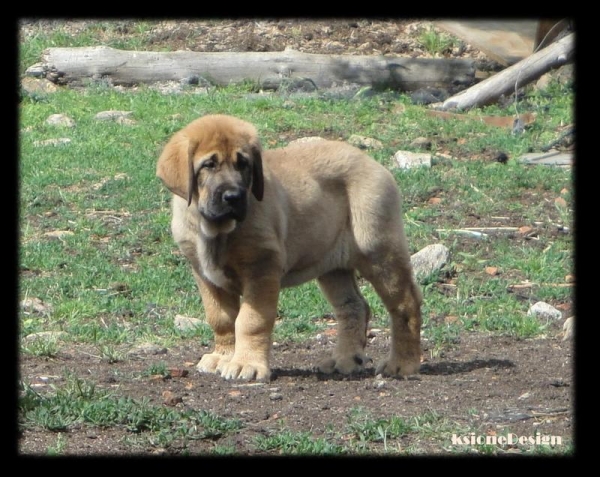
[235,153,249,171]
[201,159,217,170]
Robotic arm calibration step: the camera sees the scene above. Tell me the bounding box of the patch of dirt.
[19,327,573,455]
[18,20,574,456]
[19,18,491,61]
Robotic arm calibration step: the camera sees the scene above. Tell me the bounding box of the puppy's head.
[157,115,264,237]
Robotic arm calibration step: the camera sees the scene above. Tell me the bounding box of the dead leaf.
[518,226,533,235]
[167,368,189,378]
[444,315,459,324]
[485,266,499,276]
[565,274,575,283]
[428,197,442,205]
[554,197,567,209]
[162,391,182,406]
[43,230,74,239]
[228,390,242,397]
[560,188,569,195]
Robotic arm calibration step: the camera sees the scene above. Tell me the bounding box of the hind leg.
[359,247,422,377]
[317,269,372,374]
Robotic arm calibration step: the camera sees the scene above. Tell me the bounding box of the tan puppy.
[157,114,422,381]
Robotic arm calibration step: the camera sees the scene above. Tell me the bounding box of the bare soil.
[18,20,574,456]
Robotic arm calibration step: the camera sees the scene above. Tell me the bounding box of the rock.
[409,137,432,150]
[20,297,53,315]
[562,316,574,340]
[21,77,59,95]
[410,244,450,282]
[128,343,168,357]
[33,138,71,147]
[46,114,75,127]
[348,135,383,150]
[94,110,133,121]
[288,136,326,146]
[527,301,562,322]
[174,314,203,331]
[393,150,432,169]
[23,331,68,344]
[43,230,74,239]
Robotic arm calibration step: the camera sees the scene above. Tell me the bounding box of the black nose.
[222,189,244,204]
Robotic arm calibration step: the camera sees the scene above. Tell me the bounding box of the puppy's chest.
[196,236,239,291]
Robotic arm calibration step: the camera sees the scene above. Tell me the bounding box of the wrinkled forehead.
[185,117,258,159]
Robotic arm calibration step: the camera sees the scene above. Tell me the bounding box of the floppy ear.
[186,140,199,206]
[251,145,264,201]
[156,133,189,201]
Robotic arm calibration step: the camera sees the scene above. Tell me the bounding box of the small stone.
[409,137,432,150]
[43,230,74,239]
[174,314,203,331]
[94,110,133,121]
[21,77,59,94]
[562,316,574,340]
[410,244,450,282]
[46,114,75,127]
[393,150,432,169]
[527,301,562,322]
[348,135,383,150]
[288,136,325,146]
[128,343,168,357]
[20,297,53,315]
[33,138,71,147]
[23,331,68,344]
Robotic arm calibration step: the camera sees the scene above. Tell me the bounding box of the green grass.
[19,71,573,348]
[18,20,573,455]
[19,375,242,443]
[417,26,457,56]
[254,429,347,455]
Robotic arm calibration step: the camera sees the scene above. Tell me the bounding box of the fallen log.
[438,33,573,111]
[26,46,476,91]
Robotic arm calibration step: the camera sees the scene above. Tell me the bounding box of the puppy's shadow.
[271,358,515,381]
[419,358,515,375]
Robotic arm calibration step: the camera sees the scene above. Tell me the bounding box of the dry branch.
[439,33,574,110]
[27,46,476,91]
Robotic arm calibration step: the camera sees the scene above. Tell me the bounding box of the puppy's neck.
[198,231,237,290]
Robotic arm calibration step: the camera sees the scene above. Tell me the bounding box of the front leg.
[219,269,281,382]
[194,272,240,374]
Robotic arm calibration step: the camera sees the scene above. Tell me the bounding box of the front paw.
[375,354,420,377]
[218,359,271,382]
[318,352,372,375]
[197,352,232,374]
